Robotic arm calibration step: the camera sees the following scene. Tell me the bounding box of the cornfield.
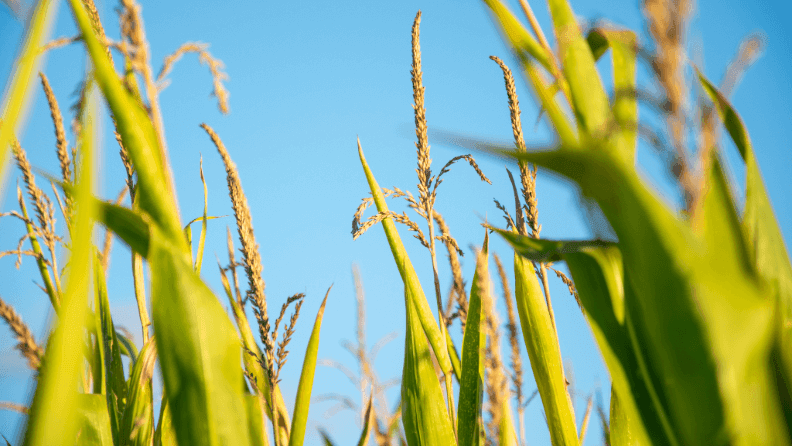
[1,0,790,445]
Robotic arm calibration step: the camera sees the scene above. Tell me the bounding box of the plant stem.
[427,208,457,438]
[538,263,557,333]
[19,196,59,311]
[132,252,149,344]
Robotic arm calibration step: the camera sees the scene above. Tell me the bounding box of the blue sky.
[1,0,790,444]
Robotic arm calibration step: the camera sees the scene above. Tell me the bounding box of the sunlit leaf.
[356,140,452,376]
[401,289,457,446]
[495,229,673,445]
[505,134,784,443]
[153,399,176,446]
[149,233,253,445]
[547,0,610,137]
[698,71,792,366]
[119,338,157,446]
[457,232,488,446]
[0,0,59,192]
[289,287,332,446]
[481,0,552,71]
[513,250,578,446]
[68,0,184,245]
[75,395,114,446]
[23,79,97,446]
[93,251,128,443]
[585,28,638,163]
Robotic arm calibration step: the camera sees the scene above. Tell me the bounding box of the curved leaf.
[149,233,254,446]
[481,0,552,71]
[0,0,59,191]
[23,78,96,446]
[506,136,783,443]
[68,0,184,245]
[356,140,452,376]
[698,71,792,363]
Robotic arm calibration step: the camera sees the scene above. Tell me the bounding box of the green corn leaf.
[693,155,787,444]
[489,232,614,263]
[609,388,636,446]
[498,398,518,446]
[0,0,59,192]
[357,394,374,446]
[93,251,128,443]
[356,140,452,376]
[522,62,578,146]
[401,288,458,446]
[505,139,784,444]
[244,394,268,446]
[23,81,97,446]
[566,249,671,446]
[92,276,107,396]
[481,0,552,71]
[546,0,611,138]
[457,232,489,446]
[493,228,672,445]
[698,71,792,350]
[513,250,579,446]
[585,28,638,163]
[94,201,288,445]
[153,399,176,446]
[115,330,139,366]
[512,146,719,444]
[289,287,332,446]
[119,338,157,446]
[68,0,184,246]
[184,215,224,268]
[149,232,254,446]
[96,200,152,256]
[75,395,114,446]
[482,0,578,146]
[196,156,209,273]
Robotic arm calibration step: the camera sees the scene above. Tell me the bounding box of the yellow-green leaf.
[356,140,452,375]
[457,232,489,446]
[149,233,253,445]
[0,0,59,192]
[23,80,96,446]
[289,287,332,446]
[75,395,114,446]
[513,251,578,446]
[68,0,184,246]
[93,251,128,443]
[546,0,611,137]
[401,290,457,446]
[119,338,157,446]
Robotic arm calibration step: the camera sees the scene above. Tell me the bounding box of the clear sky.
[1,0,790,444]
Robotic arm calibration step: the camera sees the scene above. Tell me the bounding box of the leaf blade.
[289,287,332,446]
